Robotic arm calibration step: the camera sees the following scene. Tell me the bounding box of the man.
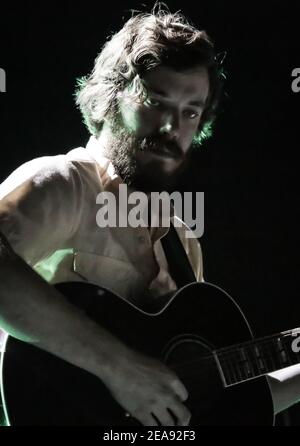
[0,6,299,426]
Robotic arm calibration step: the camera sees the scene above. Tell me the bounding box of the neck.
[215,328,300,387]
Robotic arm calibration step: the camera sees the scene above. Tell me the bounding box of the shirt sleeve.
[0,156,82,266]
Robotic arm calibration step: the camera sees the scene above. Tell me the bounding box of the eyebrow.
[148,88,206,108]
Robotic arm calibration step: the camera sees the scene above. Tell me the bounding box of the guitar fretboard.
[214,328,300,387]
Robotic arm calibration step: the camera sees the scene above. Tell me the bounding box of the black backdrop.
[0,0,299,425]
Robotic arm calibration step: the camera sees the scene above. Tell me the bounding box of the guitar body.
[0,281,274,425]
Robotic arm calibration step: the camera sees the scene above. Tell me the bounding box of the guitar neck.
[215,328,300,387]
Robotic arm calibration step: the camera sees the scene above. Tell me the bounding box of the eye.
[145,97,161,107]
[183,109,200,120]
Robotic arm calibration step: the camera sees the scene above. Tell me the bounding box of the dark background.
[0,0,299,425]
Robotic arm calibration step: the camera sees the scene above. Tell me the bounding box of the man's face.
[105,65,210,192]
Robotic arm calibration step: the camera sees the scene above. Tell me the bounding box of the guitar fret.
[238,347,253,380]
[262,342,276,373]
[282,334,300,366]
[220,348,256,386]
[215,328,300,388]
[247,345,263,377]
[219,362,231,386]
[218,353,237,386]
[224,355,237,385]
[213,351,227,387]
[231,352,245,383]
[276,338,289,367]
[271,339,286,370]
[254,345,266,372]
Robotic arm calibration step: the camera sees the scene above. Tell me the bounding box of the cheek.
[121,108,140,133]
[119,100,142,133]
[181,121,200,146]
[121,105,158,136]
[135,108,161,135]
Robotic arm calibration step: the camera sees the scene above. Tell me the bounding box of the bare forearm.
[0,236,126,382]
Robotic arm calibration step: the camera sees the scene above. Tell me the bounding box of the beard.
[102,116,191,193]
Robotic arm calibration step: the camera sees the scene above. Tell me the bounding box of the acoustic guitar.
[1,281,300,425]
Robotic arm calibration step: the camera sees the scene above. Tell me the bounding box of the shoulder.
[0,154,75,197]
[0,144,104,200]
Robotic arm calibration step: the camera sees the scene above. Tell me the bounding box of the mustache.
[139,136,183,158]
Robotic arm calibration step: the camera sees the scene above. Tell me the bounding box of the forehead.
[141,65,210,103]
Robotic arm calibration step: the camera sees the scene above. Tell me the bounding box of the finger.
[169,376,189,401]
[152,408,176,426]
[169,402,191,426]
[139,413,159,426]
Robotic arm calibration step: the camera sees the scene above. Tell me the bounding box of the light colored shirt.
[2,139,299,413]
[0,137,203,305]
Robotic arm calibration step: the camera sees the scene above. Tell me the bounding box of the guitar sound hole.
[163,335,212,367]
[163,336,223,421]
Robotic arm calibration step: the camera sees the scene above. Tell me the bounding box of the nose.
[159,111,180,140]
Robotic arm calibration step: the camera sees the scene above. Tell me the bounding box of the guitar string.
[167,345,300,380]
[167,336,300,370]
[215,331,300,355]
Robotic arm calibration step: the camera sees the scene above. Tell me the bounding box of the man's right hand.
[102,348,191,426]
[0,231,190,426]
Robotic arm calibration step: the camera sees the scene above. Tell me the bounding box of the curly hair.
[75,5,224,146]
